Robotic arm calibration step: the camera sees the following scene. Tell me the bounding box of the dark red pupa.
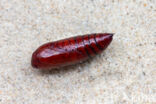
[31,33,113,69]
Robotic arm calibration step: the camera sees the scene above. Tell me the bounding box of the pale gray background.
[0,0,155,103]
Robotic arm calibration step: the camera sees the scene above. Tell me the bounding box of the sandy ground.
[0,0,155,104]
